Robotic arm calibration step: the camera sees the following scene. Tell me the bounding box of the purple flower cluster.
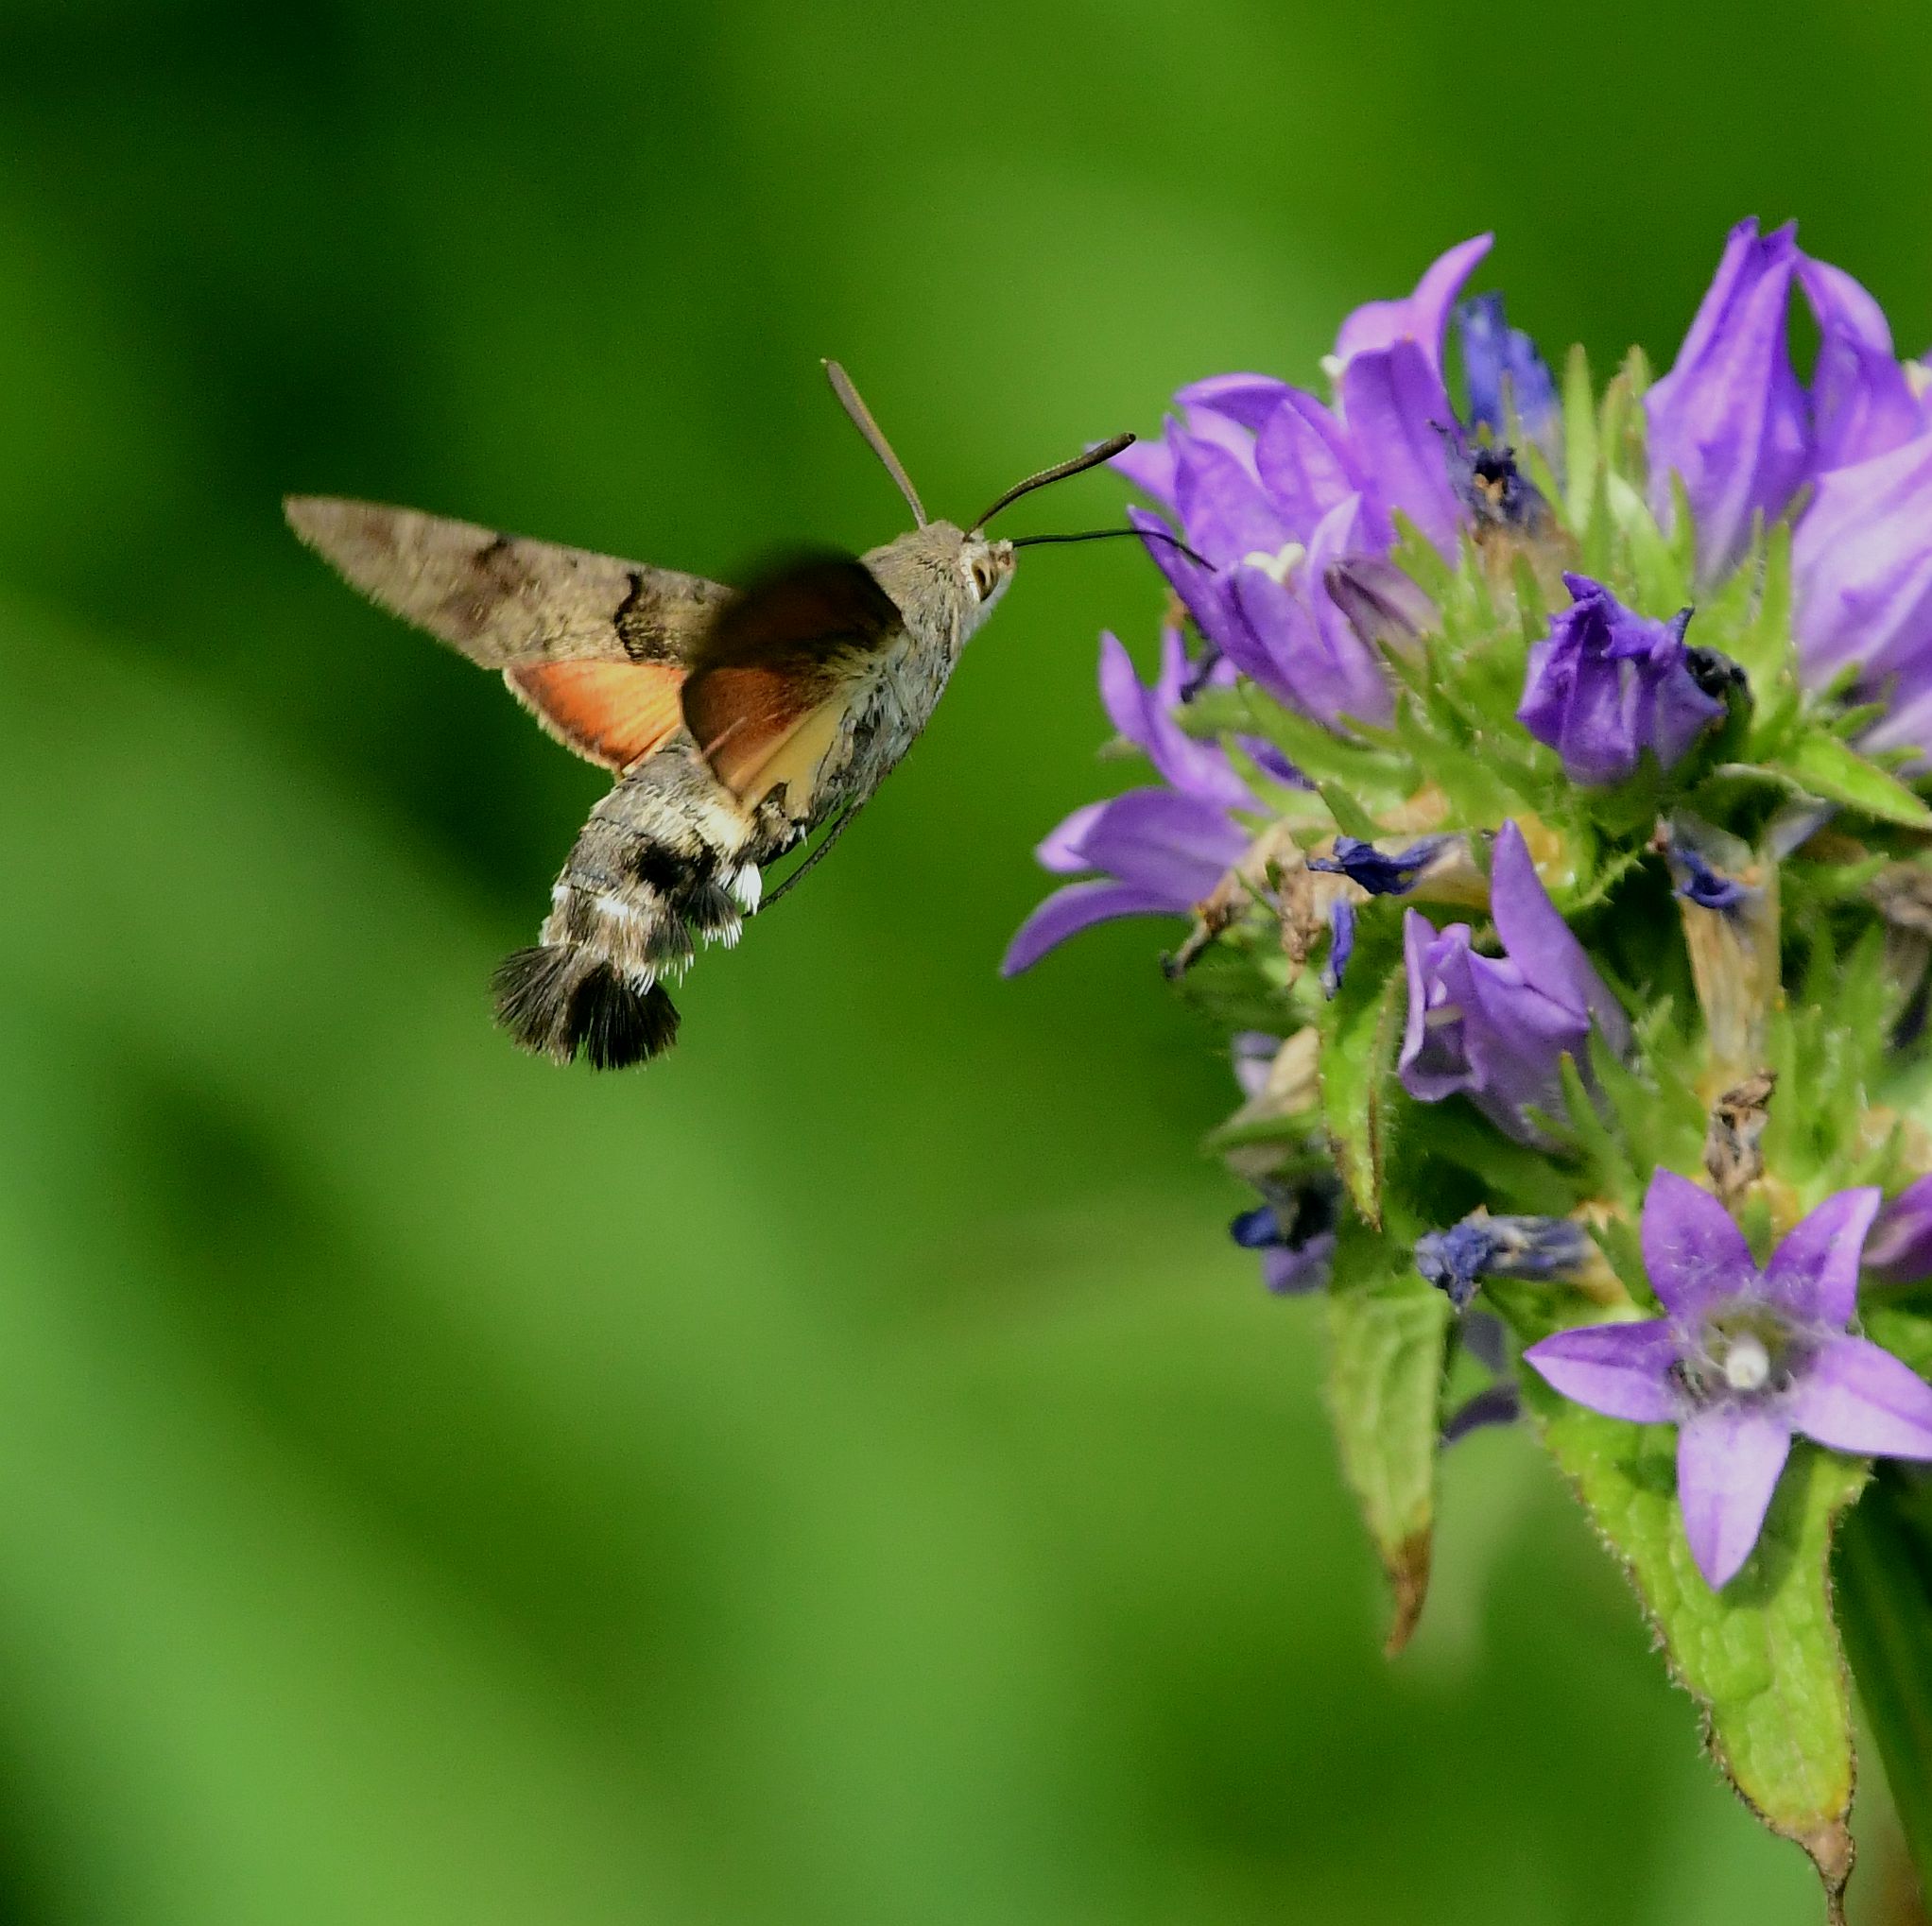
[1527,1170,1932,1588]
[1114,234,1544,734]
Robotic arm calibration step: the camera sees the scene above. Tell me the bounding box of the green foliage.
[1533,1397,1865,1921]
[1837,1471,1932,1891]
[1319,904,1406,1224]
[1324,1217,1452,1655]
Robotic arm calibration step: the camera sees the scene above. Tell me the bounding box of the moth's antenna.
[1011,525,1213,569]
[974,433,1136,532]
[823,360,926,528]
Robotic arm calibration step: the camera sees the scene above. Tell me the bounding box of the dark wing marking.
[285,496,732,669]
[506,660,690,771]
[681,553,902,805]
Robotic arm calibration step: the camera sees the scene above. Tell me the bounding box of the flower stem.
[1836,1469,1932,1898]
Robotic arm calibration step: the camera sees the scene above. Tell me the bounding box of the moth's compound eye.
[970,556,1002,601]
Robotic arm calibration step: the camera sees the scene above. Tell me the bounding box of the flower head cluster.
[1004,216,1932,1761]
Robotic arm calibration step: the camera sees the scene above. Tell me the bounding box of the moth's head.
[960,528,1017,627]
[821,358,1133,639]
[865,521,1015,645]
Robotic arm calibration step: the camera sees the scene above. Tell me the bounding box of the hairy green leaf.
[1532,1397,1865,1918]
[1836,1471,1932,1902]
[1326,1220,1451,1655]
[1777,729,1932,829]
[1319,906,1406,1225]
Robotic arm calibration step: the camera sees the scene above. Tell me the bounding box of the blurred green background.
[0,2,1927,1920]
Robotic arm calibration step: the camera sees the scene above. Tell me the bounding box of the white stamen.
[1423,1003,1464,1029]
[1723,1333,1772,1394]
[1241,542,1307,586]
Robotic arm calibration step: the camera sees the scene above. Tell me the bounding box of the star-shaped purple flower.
[1526,1169,1932,1589]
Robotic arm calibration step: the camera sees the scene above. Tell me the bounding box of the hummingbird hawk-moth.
[287,363,1136,1069]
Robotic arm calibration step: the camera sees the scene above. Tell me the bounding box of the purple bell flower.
[1646,219,1810,587]
[1517,575,1726,786]
[1526,1169,1932,1590]
[1004,630,1252,974]
[1116,237,1502,734]
[1398,821,1630,1144]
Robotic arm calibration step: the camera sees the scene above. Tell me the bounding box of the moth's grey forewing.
[284,496,731,668]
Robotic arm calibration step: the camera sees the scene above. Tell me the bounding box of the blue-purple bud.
[1517,575,1726,786]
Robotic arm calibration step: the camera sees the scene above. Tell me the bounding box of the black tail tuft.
[491,945,681,1070]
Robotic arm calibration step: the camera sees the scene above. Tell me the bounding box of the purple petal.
[1111,428,1177,507]
[1763,1186,1881,1326]
[1224,564,1329,714]
[1070,787,1247,897]
[1489,821,1630,1054]
[1001,879,1194,976]
[1792,432,1932,694]
[1151,627,1190,710]
[1332,233,1493,379]
[1640,1168,1758,1319]
[1797,252,1924,473]
[1646,218,1809,586]
[1036,800,1106,874]
[1177,372,1297,432]
[1174,435,1291,566]
[1302,494,1398,726]
[1677,1405,1793,1589]
[1398,909,1459,1098]
[1865,1175,1932,1285]
[1128,504,1231,644]
[1095,631,1251,809]
[1523,1318,1680,1421]
[1786,1334,1932,1458]
[1337,340,1460,556]
[1254,390,1361,529]
[1263,1235,1335,1295]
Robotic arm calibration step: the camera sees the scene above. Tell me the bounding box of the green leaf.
[1214,688,1412,798]
[1325,1220,1451,1655]
[1319,906,1406,1226]
[1776,729,1932,829]
[1317,780,1383,841]
[1532,1398,1865,1918]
